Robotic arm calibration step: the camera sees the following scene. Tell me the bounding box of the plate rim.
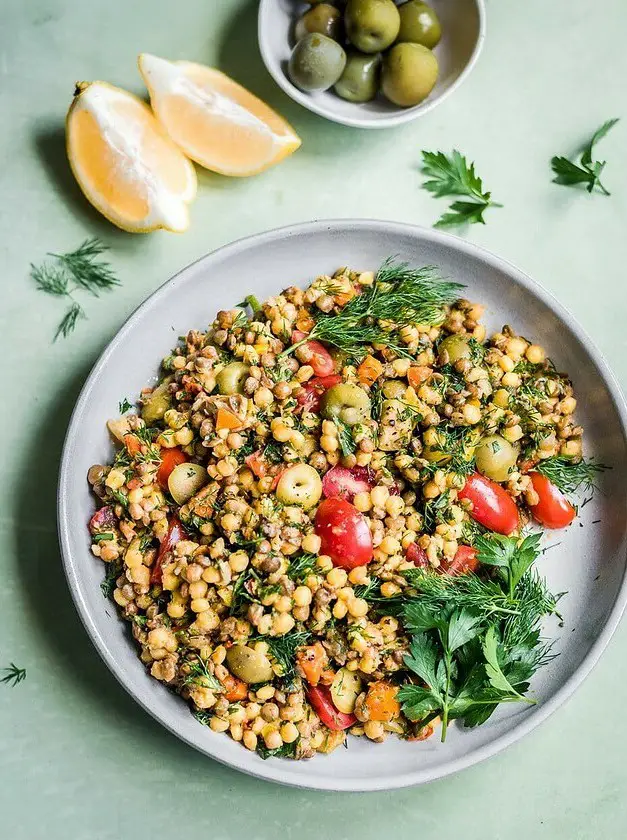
[58,218,627,791]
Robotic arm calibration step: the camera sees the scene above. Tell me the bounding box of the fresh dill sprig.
[31,238,120,340]
[421,150,502,228]
[537,456,609,497]
[287,553,318,583]
[182,656,224,692]
[1,663,27,687]
[353,577,382,601]
[252,630,311,685]
[283,259,463,358]
[551,118,619,196]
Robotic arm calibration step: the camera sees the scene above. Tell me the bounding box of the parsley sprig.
[551,119,619,196]
[31,238,120,340]
[421,150,502,228]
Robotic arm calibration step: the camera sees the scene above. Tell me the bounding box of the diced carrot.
[222,674,248,702]
[334,287,356,307]
[123,434,142,457]
[245,450,267,478]
[357,355,383,386]
[156,446,188,489]
[407,365,433,389]
[364,681,400,722]
[296,312,315,333]
[216,407,242,431]
[296,642,328,686]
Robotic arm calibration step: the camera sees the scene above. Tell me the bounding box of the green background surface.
[2,0,627,837]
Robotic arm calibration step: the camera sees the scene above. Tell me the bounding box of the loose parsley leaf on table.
[420,150,502,228]
[551,118,619,196]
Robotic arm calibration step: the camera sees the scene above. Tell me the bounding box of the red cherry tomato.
[156,447,188,490]
[306,685,356,731]
[296,374,343,413]
[528,472,576,529]
[458,472,519,535]
[292,330,335,377]
[439,545,479,576]
[150,517,187,585]
[314,498,373,569]
[406,543,429,567]
[321,465,374,501]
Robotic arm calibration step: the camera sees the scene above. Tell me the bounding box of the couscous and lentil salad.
[87,260,604,759]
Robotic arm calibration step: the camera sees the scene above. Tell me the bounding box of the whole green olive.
[345,0,400,54]
[320,382,371,426]
[438,334,471,363]
[475,435,519,483]
[397,1,442,49]
[141,381,172,423]
[225,645,274,684]
[288,33,347,92]
[381,42,438,107]
[295,4,342,41]
[216,361,249,395]
[334,51,381,102]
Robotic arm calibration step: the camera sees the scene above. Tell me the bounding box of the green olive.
[288,33,347,92]
[168,463,208,505]
[345,0,400,53]
[216,362,249,395]
[334,51,381,102]
[475,435,519,483]
[320,382,371,426]
[295,4,342,41]
[381,42,438,107]
[381,379,407,399]
[141,381,172,424]
[378,398,414,451]
[438,334,471,363]
[225,645,274,684]
[276,463,322,508]
[397,1,442,48]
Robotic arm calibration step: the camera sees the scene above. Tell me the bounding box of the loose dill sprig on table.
[536,456,609,496]
[31,237,121,340]
[283,259,463,359]
[1,663,27,687]
[420,150,502,228]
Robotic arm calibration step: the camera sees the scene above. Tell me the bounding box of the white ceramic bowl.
[59,220,627,791]
[258,0,486,128]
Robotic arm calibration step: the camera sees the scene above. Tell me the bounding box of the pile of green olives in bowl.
[287,0,442,107]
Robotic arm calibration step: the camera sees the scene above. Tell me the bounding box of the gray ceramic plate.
[58,220,627,791]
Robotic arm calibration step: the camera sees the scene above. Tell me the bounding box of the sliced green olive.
[381,379,407,399]
[475,434,519,482]
[225,645,274,684]
[168,463,207,505]
[438,335,472,363]
[378,398,414,451]
[330,668,362,713]
[320,383,371,426]
[141,381,172,423]
[276,464,322,508]
[216,362,249,395]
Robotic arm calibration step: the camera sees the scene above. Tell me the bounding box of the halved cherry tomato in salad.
[244,450,267,478]
[406,542,429,567]
[458,472,519,535]
[150,517,187,585]
[439,545,479,576]
[528,472,576,529]
[306,685,356,730]
[296,374,342,413]
[123,433,142,457]
[321,465,374,501]
[292,330,335,377]
[314,497,373,569]
[156,447,188,490]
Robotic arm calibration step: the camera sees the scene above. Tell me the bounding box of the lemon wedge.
[66,81,197,233]
[138,54,301,177]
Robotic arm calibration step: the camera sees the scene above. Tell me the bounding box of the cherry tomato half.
[528,472,576,529]
[406,543,429,567]
[292,330,335,377]
[439,545,479,576]
[156,447,188,490]
[150,517,187,585]
[296,374,342,413]
[321,465,374,501]
[314,497,373,569]
[306,685,356,731]
[458,472,519,535]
